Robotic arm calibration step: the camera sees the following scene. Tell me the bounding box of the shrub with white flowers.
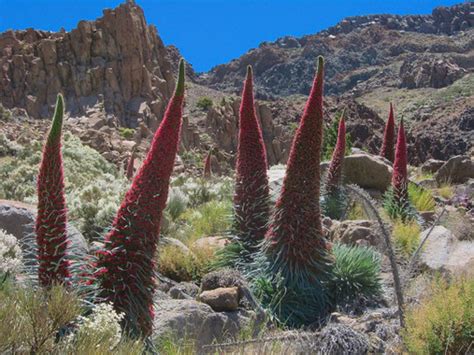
[0,229,22,277]
[66,303,124,350]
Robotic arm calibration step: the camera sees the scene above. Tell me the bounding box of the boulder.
[198,287,240,312]
[330,220,378,247]
[0,200,88,258]
[169,282,200,300]
[201,269,245,293]
[420,159,445,174]
[435,155,474,184]
[158,236,191,255]
[342,154,393,192]
[419,226,474,275]
[152,299,255,347]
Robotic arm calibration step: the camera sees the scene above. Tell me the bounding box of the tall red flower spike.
[233,66,270,254]
[325,112,346,194]
[126,150,135,180]
[203,149,212,179]
[263,57,332,326]
[95,60,186,337]
[36,94,70,287]
[380,103,396,163]
[392,118,408,204]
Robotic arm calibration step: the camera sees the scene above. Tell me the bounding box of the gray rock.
[435,155,474,184]
[152,299,255,348]
[330,220,378,247]
[201,269,245,293]
[342,154,393,192]
[169,282,199,300]
[0,200,88,259]
[419,226,474,275]
[158,236,192,255]
[420,158,445,174]
[198,287,240,312]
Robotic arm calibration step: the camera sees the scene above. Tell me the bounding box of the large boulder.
[435,155,474,184]
[269,153,393,196]
[419,226,474,275]
[342,154,393,192]
[0,200,88,258]
[152,299,255,348]
[420,159,445,174]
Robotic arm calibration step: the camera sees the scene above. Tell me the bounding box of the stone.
[435,155,474,184]
[201,269,245,293]
[419,226,474,275]
[198,287,240,312]
[152,299,255,347]
[342,153,393,192]
[330,220,378,246]
[192,236,229,251]
[169,282,200,300]
[420,158,445,174]
[0,200,88,258]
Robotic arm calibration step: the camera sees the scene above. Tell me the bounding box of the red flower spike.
[36,94,70,287]
[203,149,212,179]
[95,60,186,337]
[380,103,396,163]
[233,65,270,246]
[265,56,330,267]
[392,118,408,203]
[325,112,346,194]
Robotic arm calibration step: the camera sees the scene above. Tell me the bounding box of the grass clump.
[157,244,214,282]
[392,219,420,258]
[196,96,213,111]
[408,183,435,212]
[402,277,473,354]
[118,127,135,140]
[328,243,382,307]
[180,200,232,239]
[437,183,454,200]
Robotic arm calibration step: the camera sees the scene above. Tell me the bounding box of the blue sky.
[0,0,463,72]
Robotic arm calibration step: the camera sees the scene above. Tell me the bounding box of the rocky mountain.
[0,1,174,129]
[0,1,473,169]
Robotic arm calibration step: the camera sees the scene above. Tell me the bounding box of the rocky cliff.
[0,1,174,129]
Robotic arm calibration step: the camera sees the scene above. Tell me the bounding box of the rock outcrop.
[0,1,174,128]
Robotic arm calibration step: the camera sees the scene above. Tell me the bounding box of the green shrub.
[408,183,435,212]
[392,219,420,257]
[157,244,214,282]
[196,97,213,111]
[118,127,135,140]
[437,183,454,200]
[328,243,382,306]
[166,187,189,221]
[0,134,21,157]
[180,200,232,239]
[68,174,129,241]
[0,285,82,353]
[402,277,473,354]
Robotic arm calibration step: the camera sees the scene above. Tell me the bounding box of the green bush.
[328,243,382,306]
[392,219,420,258]
[408,183,435,212]
[118,127,135,140]
[196,97,213,111]
[402,277,473,354]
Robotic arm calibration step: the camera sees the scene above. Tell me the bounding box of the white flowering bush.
[65,303,124,351]
[171,175,233,207]
[0,229,22,278]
